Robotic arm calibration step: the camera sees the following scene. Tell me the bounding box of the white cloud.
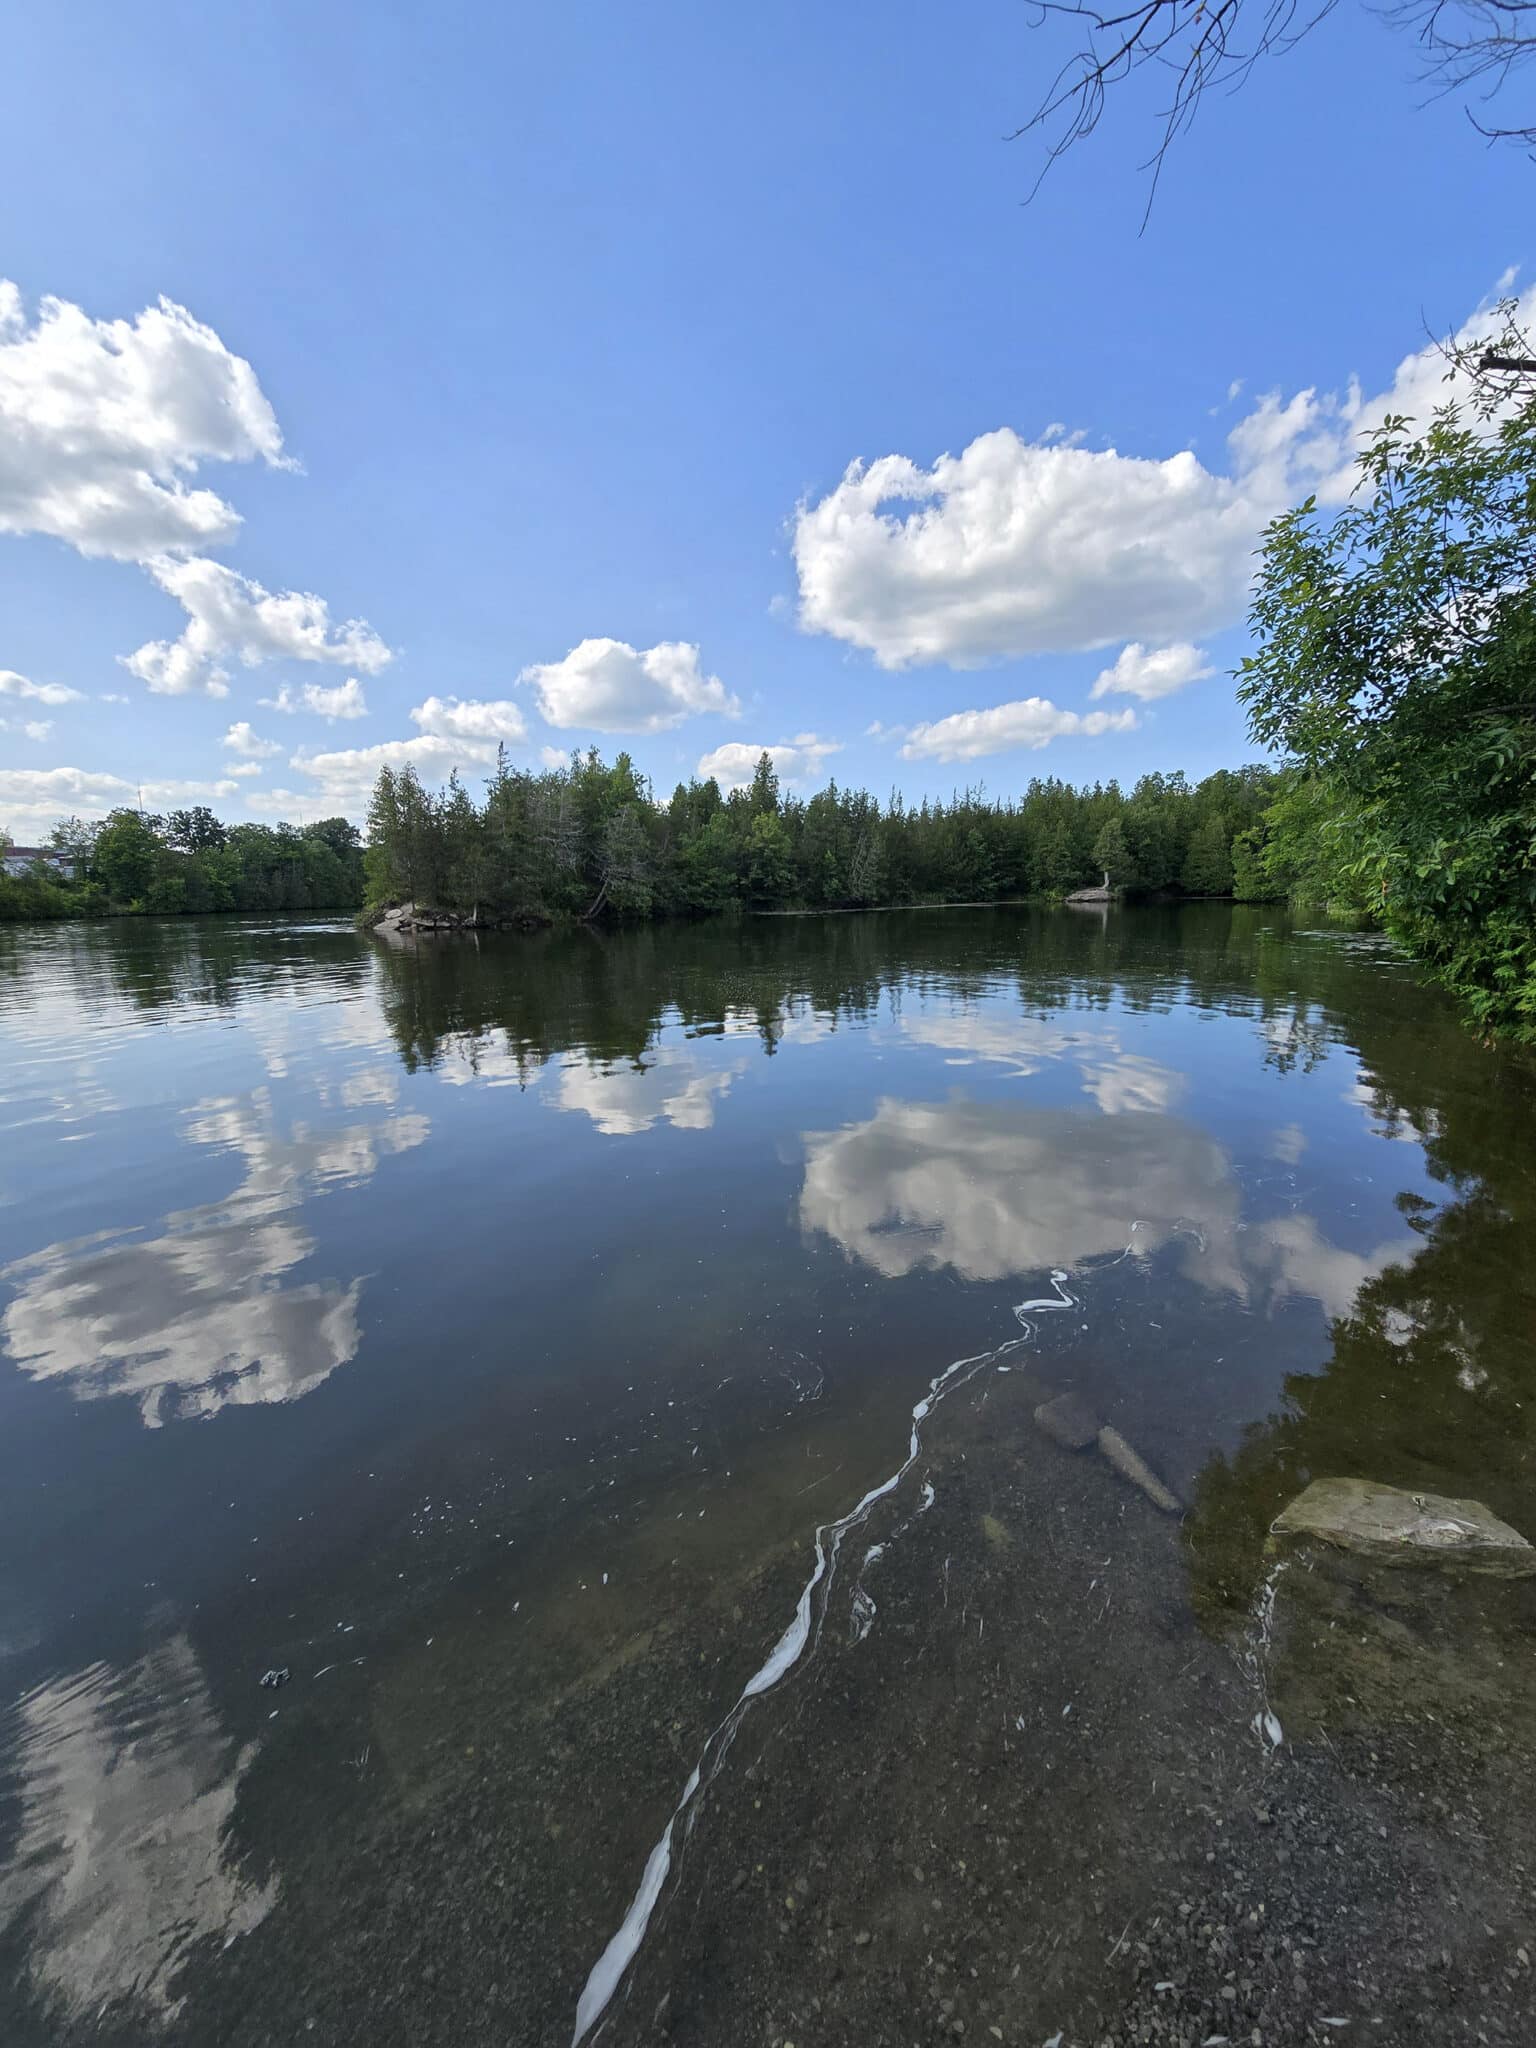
[274,732,497,816]
[0,668,83,706]
[1090,641,1213,702]
[793,281,1536,670]
[221,720,281,758]
[540,744,571,770]
[0,280,283,562]
[22,719,52,742]
[410,694,528,744]
[695,733,843,790]
[899,697,1136,764]
[127,558,391,698]
[99,692,129,704]
[260,676,369,720]
[521,637,738,732]
[0,765,138,832]
[227,761,263,778]
[144,777,240,804]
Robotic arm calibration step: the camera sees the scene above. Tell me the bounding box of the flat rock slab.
[1272,1477,1536,1577]
[1033,1392,1100,1451]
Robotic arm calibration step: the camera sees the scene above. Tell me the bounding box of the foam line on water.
[570,1270,1078,2044]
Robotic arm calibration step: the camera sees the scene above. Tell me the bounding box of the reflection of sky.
[2,1089,427,1425]
[552,1045,749,1136]
[801,1092,1419,1326]
[899,1005,1186,1115]
[0,1634,274,2021]
[801,1097,1246,1291]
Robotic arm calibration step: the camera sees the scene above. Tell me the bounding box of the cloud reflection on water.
[0,1634,274,2023]
[1,1092,427,1424]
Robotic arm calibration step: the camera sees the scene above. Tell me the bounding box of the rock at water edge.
[1271,1477,1536,1577]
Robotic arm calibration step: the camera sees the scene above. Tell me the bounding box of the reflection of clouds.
[1269,1123,1307,1165]
[800,1097,1244,1291]
[4,1220,363,1425]
[802,1094,1417,1332]
[2,1094,427,1425]
[1343,1068,1442,1145]
[1251,1214,1418,1323]
[553,1046,746,1137]
[339,1066,398,1109]
[1080,1053,1184,1116]
[900,1006,1184,1115]
[0,1634,274,2022]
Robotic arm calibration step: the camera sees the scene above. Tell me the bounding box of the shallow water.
[2,903,1534,2040]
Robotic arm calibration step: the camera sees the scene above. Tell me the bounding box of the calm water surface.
[2,904,1534,2037]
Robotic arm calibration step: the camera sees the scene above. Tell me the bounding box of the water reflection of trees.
[1189,979,1536,1612]
[369,902,1401,1084]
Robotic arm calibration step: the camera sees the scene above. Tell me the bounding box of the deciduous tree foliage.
[0,808,365,919]
[1239,311,1536,1036]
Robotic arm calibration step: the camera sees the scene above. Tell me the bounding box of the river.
[2,904,1534,2045]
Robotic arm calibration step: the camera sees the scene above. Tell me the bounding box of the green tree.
[1181,815,1233,896]
[90,809,161,904]
[1240,314,1536,1034]
[1091,817,1133,887]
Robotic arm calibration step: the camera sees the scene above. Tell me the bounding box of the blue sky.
[0,0,1529,835]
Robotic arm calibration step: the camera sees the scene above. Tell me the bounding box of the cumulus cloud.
[793,280,1536,670]
[695,733,842,790]
[0,668,83,707]
[410,694,529,743]
[1090,641,1213,702]
[127,558,391,699]
[0,766,237,833]
[540,744,572,770]
[227,761,263,778]
[0,282,392,697]
[21,719,52,742]
[271,732,498,816]
[898,697,1136,764]
[521,637,738,732]
[221,720,281,758]
[0,280,283,562]
[260,676,369,720]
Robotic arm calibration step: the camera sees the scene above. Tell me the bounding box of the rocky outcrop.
[364,901,547,939]
[1271,1476,1536,1576]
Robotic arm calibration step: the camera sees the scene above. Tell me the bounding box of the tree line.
[0,806,366,921]
[361,749,1283,925]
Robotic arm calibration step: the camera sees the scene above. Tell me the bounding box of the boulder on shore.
[1271,1476,1536,1577]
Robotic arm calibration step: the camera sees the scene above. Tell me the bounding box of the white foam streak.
[570,1277,1078,2044]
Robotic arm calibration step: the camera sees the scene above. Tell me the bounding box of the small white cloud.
[99,692,129,704]
[899,697,1137,764]
[22,719,52,742]
[539,744,571,770]
[277,733,498,817]
[410,695,528,744]
[521,637,738,733]
[1089,642,1213,702]
[695,734,842,790]
[127,558,390,698]
[0,669,84,707]
[259,677,369,721]
[221,720,282,758]
[227,761,263,778]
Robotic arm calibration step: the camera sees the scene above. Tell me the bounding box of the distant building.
[1,846,77,881]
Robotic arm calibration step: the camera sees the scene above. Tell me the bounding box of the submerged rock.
[1096,1426,1181,1514]
[1271,1477,1536,1577]
[1033,1392,1099,1451]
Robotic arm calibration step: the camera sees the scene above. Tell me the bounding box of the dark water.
[2,904,1534,2037]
